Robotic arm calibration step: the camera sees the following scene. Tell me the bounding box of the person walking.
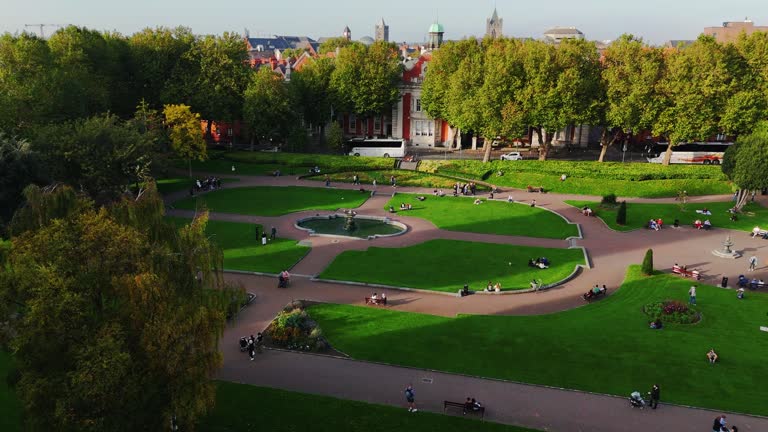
[712,415,727,431]
[353,174,359,185]
[255,332,263,354]
[688,285,697,305]
[748,255,758,272]
[649,384,660,409]
[247,336,255,361]
[390,175,396,187]
[270,226,277,241]
[372,179,377,189]
[404,384,417,412]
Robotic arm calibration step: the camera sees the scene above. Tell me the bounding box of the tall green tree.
[32,114,153,203]
[422,39,479,149]
[330,41,402,116]
[445,40,485,154]
[2,185,228,432]
[243,67,294,149]
[164,33,250,139]
[129,27,195,109]
[720,32,768,137]
[599,35,665,162]
[318,37,354,54]
[654,35,731,165]
[163,104,207,178]
[289,57,336,136]
[0,134,46,231]
[725,122,768,210]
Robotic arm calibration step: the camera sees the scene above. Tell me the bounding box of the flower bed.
[265,301,331,352]
[643,300,701,324]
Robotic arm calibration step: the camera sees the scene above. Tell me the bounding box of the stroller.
[629,391,646,409]
[239,336,249,352]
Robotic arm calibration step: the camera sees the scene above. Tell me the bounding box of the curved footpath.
[166,174,768,431]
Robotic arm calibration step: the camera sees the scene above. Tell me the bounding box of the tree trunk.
[734,189,751,212]
[205,120,213,142]
[661,141,674,166]
[597,129,614,162]
[471,136,477,150]
[455,129,462,150]
[535,128,550,161]
[482,137,492,163]
[250,134,255,152]
[449,126,458,149]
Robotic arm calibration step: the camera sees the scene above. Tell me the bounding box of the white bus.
[347,138,406,158]
[645,142,732,165]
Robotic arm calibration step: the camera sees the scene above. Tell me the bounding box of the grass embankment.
[174,186,370,216]
[420,160,732,198]
[384,195,578,239]
[200,382,538,432]
[319,239,585,292]
[310,266,768,415]
[178,150,395,176]
[168,218,309,273]
[565,200,768,232]
[0,351,21,432]
[156,177,239,195]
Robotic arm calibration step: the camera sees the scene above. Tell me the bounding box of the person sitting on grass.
[486,281,494,292]
[657,218,663,229]
[389,205,395,213]
[474,198,483,205]
[416,196,426,201]
[530,279,540,290]
[707,349,719,364]
[694,219,703,230]
[494,282,501,293]
[536,257,550,268]
[400,203,407,210]
[649,219,659,231]
[703,219,712,230]
[649,319,663,329]
[406,203,412,210]
[507,195,514,203]
[737,288,745,299]
[438,189,445,197]
[752,226,763,237]
[528,258,537,268]
[730,213,738,222]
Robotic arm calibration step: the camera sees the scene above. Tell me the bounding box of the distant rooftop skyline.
[2,0,767,45]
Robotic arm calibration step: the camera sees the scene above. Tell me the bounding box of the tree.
[642,248,654,275]
[0,134,46,231]
[32,114,153,203]
[654,36,731,165]
[326,121,344,154]
[243,67,293,149]
[128,27,195,109]
[444,40,485,154]
[616,200,627,225]
[599,35,665,162]
[289,57,336,136]
[163,104,207,178]
[727,122,768,210]
[330,41,402,116]
[719,32,768,137]
[422,39,479,149]
[1,185,228,431]
[164,33,250,139]
[318,37,355,54]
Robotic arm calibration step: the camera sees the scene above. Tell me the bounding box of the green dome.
[428,22,444,33]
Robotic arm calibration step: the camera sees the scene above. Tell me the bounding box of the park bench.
[526,185,545,193]
[364,297,387,306]
[672,266,700,280]
[443,400,485,419]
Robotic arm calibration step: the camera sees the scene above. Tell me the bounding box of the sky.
[2,0,767,45]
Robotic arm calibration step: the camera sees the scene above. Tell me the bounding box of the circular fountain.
[296,210,407,240]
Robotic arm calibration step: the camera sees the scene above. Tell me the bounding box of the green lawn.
[200,382,538,432]
[173,186,370,216]
[0,351,21,432]
[168,218,309,273]
[565,200,768,232]
[310,266,768,415]
[384,195,578,239]
[318,239,585,292]
[314,170,478,190]
[420,160,732,198]
[156,177,239,195]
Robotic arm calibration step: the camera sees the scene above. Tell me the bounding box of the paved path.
[166,173,768,431]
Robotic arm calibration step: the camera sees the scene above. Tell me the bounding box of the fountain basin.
[295,214,407,240]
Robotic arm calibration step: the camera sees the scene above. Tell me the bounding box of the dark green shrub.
[601,193,617,206]
[641,248,654,275]
[616,201,627,225]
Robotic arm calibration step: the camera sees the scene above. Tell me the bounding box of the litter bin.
[721,276,728,288]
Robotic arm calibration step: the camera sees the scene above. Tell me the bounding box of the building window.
[427,121,434,137]
[414,121,423,136]
[415,98,422,112]
[348,114,356,133]
[227,128,233,137]
[374,116,381,132]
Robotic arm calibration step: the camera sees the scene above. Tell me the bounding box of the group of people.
[582,284,607,300]
[581,206,593,216]
[737,274,764,290]
[713,414,738,432]
[648,218,663,230]
[432,189,446,197]
[239,333,264,360]
[453,182,478,196]
[190,176,223,195]
[528,257,550,269]
[398,203,413,211]
[277,270,290,288]
[368,292,387,304]
[694,218,712,230]
[462,397,483,415]
[485,281,502,293]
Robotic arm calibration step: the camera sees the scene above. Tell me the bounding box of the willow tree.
[1,184,228,431]
[723,122,768,211]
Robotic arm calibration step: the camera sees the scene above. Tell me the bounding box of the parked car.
[500,152,523,161]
